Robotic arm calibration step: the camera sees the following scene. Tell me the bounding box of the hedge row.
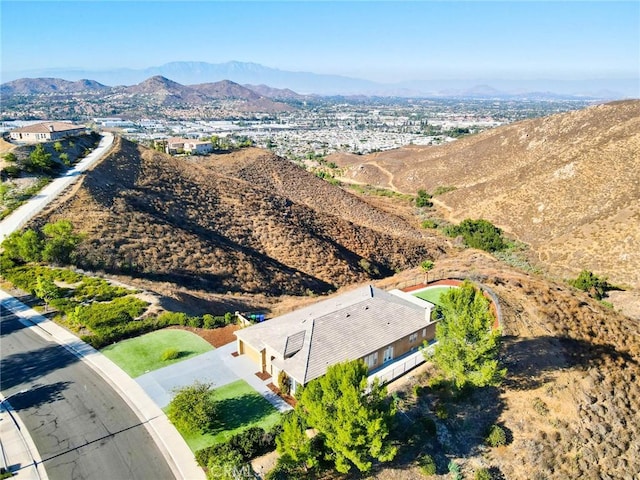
[195,425,283,468]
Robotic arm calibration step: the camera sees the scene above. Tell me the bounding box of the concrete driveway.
[135,343,291,412]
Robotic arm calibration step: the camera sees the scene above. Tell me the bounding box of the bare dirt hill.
[332,100,640,291]
[34,138,447,298]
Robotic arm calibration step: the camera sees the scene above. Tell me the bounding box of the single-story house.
[165,137,213,155]
[235,285,436,394]
[9,122,85,143]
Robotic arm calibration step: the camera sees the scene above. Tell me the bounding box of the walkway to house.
[136,343,292,413]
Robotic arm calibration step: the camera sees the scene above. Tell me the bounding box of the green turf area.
[412,286,456,306]
[166,380,282,452]
[101,329,213,378]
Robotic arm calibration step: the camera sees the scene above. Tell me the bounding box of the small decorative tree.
[278,370,291,396]
[420,260,434,284]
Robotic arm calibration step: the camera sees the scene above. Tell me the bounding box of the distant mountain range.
[3,61,637,99]
[0,76,299,118]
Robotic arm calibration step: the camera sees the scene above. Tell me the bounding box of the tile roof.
[235,285,434,385]
[11,122,84,134]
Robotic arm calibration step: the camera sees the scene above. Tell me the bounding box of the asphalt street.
[0,307,175,480]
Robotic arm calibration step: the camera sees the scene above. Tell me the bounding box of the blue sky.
[2,1,638,82]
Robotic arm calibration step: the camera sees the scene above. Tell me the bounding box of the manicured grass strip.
[102,329,213,377]
[412,286,457,306]
[168,380,281,452]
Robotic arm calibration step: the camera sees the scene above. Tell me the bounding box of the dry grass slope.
[34,138,447,297]
[376,251,640,480]
[335,100,640,290]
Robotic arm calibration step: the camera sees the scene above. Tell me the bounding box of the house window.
[364,352,378,369]
[383,345,394,363]
[409,333,418,343]
[422,328,427,337]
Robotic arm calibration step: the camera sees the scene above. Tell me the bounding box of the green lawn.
[101,329,213,377]
[167,380,282,452]
[412,286,456,306]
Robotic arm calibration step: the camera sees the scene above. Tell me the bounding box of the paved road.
[0,308,176,480]
[0,132,114,241]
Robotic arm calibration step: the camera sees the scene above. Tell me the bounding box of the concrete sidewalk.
[0,290,205,480]
[0,132,114,242]
[0,393,47,480]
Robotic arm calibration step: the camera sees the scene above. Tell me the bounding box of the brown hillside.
[34,138,446,297]
[333,100,640,290]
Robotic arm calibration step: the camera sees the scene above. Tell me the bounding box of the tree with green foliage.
[570,270,612,300]
[444,219,507,252]
[26,144,54,172]
[427,281,505,391]
[421,259,435,284]
[167,381,217,434]
[42,220,81,264]
[59,153,70,166]
[53,141,64,153]
[297,360,397,473]
[1,229,43,263]
[276,411,319,471]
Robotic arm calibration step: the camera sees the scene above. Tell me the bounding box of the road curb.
[0,291,206,480]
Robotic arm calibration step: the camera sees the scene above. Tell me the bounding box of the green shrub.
[206,447,244,480]
[486,424,507,447]
[157,311,188,326]
[569,270,613,300]
[278,370,291,396]
[195,425,280,467]
[448,460,462,480]
[421,219,438,229]
[167,382,216,434]
[71,296,147,330]
[3,152,17,163]
[202,314,226,329]
[228,426,276,459]
[413,384,422,397]
[435,403,449,420]
[418,454,437,476]
[532,397,549,416]
[443,219,507,252]
[2,164,20,178]
[188,315,203,328]
[475,467,492,480]
[416,189,433,208]
[160,348,180,361]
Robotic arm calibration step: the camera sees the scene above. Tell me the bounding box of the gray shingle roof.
[235,285,434,385]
